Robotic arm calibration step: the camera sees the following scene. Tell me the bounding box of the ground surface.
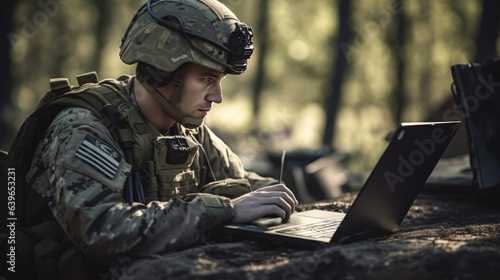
[107,189,500,280]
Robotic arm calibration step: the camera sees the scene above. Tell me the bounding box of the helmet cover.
[120,0,254,75]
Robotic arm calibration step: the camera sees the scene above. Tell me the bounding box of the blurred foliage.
[6,0,499,174]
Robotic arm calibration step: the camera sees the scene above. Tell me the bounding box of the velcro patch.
[198,193,222,208]
[75,135,122,179]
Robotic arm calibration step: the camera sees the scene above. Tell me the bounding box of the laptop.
[222,121,461,246]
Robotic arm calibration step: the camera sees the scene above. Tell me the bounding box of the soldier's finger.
[261,184,298,206]
[259,205,287,220]
[250,190,296,215]
[260,196,292,219]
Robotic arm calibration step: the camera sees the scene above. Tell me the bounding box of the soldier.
[24,0,297,277]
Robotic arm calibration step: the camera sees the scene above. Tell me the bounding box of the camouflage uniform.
[26,76,276,264]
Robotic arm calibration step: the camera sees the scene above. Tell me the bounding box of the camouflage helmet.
[119,0,254,75]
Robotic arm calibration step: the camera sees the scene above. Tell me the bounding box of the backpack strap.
[97,83,148,204]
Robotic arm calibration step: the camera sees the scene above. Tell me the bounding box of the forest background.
[1,0,499,178]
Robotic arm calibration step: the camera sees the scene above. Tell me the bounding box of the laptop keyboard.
[276,218,343,239]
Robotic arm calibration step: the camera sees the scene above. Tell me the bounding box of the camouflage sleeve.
[244,171,279,190]
[26,107,234,264]
[199,125,278,190]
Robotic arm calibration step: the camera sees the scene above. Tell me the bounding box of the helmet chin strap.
[136,70,204,129]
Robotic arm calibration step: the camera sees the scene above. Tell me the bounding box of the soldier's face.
[177,63,226,119]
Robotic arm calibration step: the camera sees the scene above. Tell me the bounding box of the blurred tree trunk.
[322,0,350,147]
[0,0,15,148]
[417,0,434,121]
[92,0,111,73]
[475,0,500,61]
[252,0,270,132]
[392,3,407,126]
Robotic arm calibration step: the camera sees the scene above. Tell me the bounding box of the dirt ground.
[106,189,500,280]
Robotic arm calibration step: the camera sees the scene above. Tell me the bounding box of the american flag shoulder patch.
[75,135,122,179]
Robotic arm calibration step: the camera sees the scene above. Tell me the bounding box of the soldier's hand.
[230,184,299,224]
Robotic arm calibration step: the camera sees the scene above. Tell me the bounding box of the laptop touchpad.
[251,215,326,229]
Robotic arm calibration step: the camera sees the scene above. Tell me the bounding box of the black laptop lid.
[331,121,461,243]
